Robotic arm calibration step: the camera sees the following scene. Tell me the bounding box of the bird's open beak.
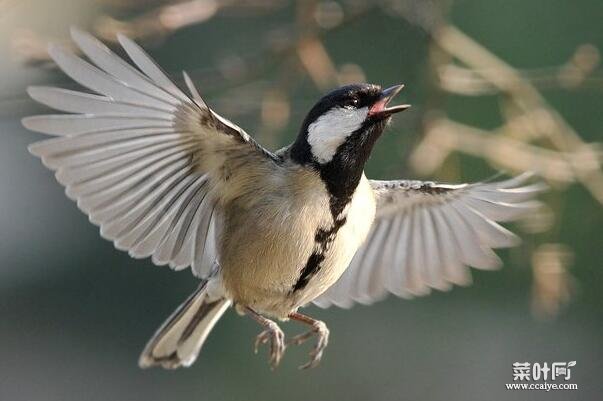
[368,84,411,119]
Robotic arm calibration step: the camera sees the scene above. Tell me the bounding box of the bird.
[23,28,545,370]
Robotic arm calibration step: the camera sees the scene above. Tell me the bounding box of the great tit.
[23,28,544,370]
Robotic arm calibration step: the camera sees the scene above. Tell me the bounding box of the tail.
[139,281,231,369]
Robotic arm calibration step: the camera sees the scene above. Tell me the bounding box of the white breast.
[295,174,376,306]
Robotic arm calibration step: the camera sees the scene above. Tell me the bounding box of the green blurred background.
[1,1,601,400]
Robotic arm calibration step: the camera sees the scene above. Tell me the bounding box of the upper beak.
[369,84,411,118]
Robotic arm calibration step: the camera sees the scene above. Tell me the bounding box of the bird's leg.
[288,311,330,369]
[244,307,286,370]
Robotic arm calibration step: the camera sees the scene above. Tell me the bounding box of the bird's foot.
[253,321,286,369]
[244,306,286,370]
[288,317,329,369]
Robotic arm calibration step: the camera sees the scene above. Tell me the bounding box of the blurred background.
[1,0,602,400]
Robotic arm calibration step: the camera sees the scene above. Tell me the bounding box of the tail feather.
[139,282,231,369]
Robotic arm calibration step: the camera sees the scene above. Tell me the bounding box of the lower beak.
[369,84,411,118]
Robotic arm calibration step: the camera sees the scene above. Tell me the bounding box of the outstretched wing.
[23,28,278,278]
[314,173,545,308]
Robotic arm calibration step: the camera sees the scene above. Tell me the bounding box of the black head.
[290,83,409,211]
[291,83,409,166]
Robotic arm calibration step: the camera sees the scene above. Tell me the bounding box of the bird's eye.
[350,98,359,107]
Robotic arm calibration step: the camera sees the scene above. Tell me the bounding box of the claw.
[290,320,329,369]
[253,321,286,370]
[288,330,314,346]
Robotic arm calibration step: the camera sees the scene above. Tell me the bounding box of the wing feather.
[27,86,173,118]
[117,33,189,102]
[23,114,174,136]
[314,174,545,308]
[71,28,181,104]
[47,44,175,111]
[24,30,277,278]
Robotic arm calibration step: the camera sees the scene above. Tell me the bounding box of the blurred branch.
[439,65,603,95]
[95,0,288,42]
[433,26,588,150]
[439,44,602,94]
[411,118,599,185]
[295,0,338,91]
[531,244,574,320]
[11,29,77,68]
[428,25,603,205]
[94,0,221,42]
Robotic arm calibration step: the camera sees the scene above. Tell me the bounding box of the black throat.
[290,119,385,217]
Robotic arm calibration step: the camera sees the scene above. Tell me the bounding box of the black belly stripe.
[292,215,347,292]
[291,151,362,293]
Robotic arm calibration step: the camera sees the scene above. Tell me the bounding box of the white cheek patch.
[307,106,368,163]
